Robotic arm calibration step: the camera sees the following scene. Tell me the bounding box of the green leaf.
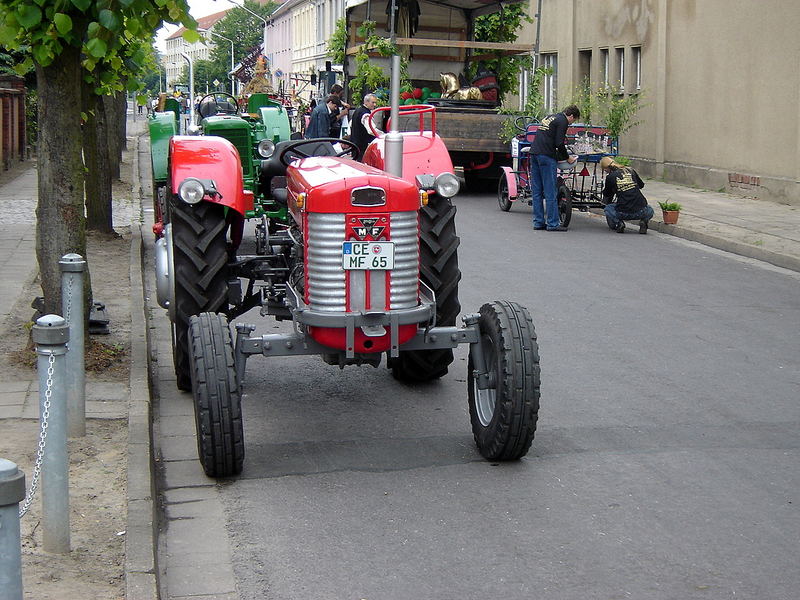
[32,43,53,66]
[87,21,100,37]
[53,13,73,35]
[13,56,33,75]
[0,24,19,45]
[70,0,92,12]
[16,4,42,29]
[98,10,120,31]
[182,29,200,44]
[86,37,107,58]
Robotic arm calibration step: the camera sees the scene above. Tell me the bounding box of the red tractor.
[155,91,541,477]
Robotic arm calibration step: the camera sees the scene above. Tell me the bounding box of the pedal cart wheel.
[497,175,512,212]
[189,312,244,478]
[468,301,540,460]
[558,184,573,227]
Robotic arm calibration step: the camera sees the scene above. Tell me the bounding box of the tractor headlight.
[434,172,460,198]
[178,178,206,205]
[257,139,276,158]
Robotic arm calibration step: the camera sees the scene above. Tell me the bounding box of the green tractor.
[148,92,294,239]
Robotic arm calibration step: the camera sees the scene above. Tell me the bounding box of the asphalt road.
[150,184,800,599]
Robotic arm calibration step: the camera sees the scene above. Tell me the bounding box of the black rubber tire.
[389,196,462,382]
[189,312,244,477]
[468,301,540,461]
[558,184,573,228]
[170,199,230,391]
[497,175,512,212]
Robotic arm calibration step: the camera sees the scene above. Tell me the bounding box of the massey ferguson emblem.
[354,217,385,240]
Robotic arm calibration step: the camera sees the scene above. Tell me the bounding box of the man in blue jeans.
[600,156,655,234]
[530,105,581,231]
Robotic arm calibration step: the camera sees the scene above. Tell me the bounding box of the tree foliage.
[0,0,196,313]
[467,4,531,103]
[208,0,277,87]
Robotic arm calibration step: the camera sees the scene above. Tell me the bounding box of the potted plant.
[658,200,682,224]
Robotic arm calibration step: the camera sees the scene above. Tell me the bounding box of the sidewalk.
[0,124,799,597]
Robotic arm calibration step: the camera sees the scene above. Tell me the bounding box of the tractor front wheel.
[170,199,230,390]
[468,301,540,461]
[389,196,461,382]
[189,312,244,478]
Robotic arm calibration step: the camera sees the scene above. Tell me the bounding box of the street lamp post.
[222,0,267,56]
[198,28,236,95]
[180,51,195,129]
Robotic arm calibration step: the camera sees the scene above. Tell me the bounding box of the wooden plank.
[347,38,533,55]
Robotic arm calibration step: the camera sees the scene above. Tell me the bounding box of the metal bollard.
[60,253,86,438]
[0,459,25,600]
[32,315,71,554]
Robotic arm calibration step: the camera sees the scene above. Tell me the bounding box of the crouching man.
[600,156,654,234]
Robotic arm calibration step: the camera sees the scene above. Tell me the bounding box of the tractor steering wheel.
[197,92,240,119]
[278,138,361,167]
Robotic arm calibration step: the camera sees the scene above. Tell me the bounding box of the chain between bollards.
[60,253,87,438]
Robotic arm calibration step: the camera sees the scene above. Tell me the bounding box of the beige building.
[164,11,229,89]
[524,0,800,205]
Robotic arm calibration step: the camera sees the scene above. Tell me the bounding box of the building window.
[616,47,625,91]
[632,46,642,90]
[578,49,591,87]
[600,48,609,89]
[541,53,557,113]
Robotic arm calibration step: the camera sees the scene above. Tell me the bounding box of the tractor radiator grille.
[388,211,419,309]
[307,213,347,311]
[306,211,419,312]
[214,129,252,178]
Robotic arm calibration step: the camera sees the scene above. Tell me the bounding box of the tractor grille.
[307,213,347,311]
[306,211,419,312]
[388,211,419,309]
[214,129,252,178]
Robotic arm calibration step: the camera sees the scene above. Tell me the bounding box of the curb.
[124,129,159,600]
[649,220,800,273]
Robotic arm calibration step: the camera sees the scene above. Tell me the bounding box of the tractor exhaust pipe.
[384,55,404,178]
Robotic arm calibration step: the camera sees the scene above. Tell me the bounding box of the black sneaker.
[639,219,649,234]
[547,225,569,231]
[616,221,626,233]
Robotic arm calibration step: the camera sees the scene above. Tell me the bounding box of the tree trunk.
[116,91,127,153]
[35,45,88,315]
[106,93,123,178]
[83,84,114,233]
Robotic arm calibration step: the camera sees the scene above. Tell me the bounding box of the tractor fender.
[149,112,178,185]
[499,166,518,199]
[169,136,254,216]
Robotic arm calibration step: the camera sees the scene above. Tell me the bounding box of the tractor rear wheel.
[170,199,230,391]
[468,301,540,460]
[189,312,244,477]
[389,196,461,382]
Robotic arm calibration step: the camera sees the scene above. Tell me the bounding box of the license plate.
[342,241,394,270]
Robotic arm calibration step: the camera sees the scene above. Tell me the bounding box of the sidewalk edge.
[124,131,159,600]
[649,221,800,273]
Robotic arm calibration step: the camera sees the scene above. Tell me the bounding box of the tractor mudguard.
[169,136,254,216]
[499,166,518,199]
[149,112,179,185]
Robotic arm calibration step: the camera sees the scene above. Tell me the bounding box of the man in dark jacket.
[304,94,341,139]
[600,156,655,234]
[530,105,580,231]
[349,93,382,158]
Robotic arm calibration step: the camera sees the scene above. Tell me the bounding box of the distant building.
[521,0,800,205]
[164,10,229,90]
